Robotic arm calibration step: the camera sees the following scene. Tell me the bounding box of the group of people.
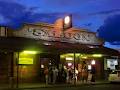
[44,63,96,84]
[78,61,96,83]
[44,66,58,84]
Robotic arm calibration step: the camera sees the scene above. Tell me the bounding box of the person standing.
[91,65,96,83]
[48,67,53,84]
[68,68,73,83]
[44,67,49,84]
[53,67,58,84]
[81,61,88,83]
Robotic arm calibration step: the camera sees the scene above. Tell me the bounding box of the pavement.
[0,80,109,90]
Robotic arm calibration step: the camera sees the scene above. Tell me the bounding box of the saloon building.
[0,18,120,87]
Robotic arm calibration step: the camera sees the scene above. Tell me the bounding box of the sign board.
[13,24,103,45]
[107,59,118,70]
[19,57,33,65]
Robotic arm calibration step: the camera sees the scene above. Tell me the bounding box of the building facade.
[0,20,120,87]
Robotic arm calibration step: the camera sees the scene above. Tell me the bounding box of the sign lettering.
[13,26,103,45]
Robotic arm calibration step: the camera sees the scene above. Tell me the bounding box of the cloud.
[98,14,120,45]
[0,1,28,27]
[43,0,89,7]
[0,14,9,24]
[0,1,63,29]
[88,9,120,16]
[0,0,120,34]
[0,0,106,32]
[105,42,120,49]
[0,0,17,2]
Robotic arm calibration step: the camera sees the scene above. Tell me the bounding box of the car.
[108,70,120,83]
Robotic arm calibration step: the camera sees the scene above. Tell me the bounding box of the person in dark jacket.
[91,65,96,82]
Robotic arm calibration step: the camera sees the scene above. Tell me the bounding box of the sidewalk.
[0,80,109,90]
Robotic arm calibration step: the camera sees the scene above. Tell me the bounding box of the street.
[21,84,120,90]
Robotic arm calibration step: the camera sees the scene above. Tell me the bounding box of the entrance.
[13,51,104,88]
[60,53,103,83]
[17,52,60,84]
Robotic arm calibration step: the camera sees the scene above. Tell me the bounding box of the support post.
[10,52,14,88]
[74,53,76,85]
[16,52,19,88]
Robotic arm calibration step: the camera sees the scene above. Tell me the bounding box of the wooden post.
[74,53,76,85]
[16,52,19,88]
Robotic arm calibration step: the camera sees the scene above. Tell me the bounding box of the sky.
[0,0,120,49]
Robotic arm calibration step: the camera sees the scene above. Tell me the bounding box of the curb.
[1,82,110,90]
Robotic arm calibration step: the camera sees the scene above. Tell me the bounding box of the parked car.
[108,70,120,83]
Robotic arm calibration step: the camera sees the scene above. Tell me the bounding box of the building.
[0,19,120,87]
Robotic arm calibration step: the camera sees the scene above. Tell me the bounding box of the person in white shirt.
[53,67,58,84]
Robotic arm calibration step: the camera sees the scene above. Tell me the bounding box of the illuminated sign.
[18,51,36,65]
[13,25,103,45]
[107,59,118,70]
[19,58,33,64]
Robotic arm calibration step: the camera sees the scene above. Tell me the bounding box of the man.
[44,67,49,84]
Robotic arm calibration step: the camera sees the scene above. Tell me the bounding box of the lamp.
[63,15,72,30]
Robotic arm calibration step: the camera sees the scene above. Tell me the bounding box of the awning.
[0,37,44,52]
[0,37,119,57]
[44,41,120,56]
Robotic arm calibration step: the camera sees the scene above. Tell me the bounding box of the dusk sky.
[0,0,120,49]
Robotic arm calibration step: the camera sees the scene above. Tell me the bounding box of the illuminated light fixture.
[41,64,44,68]
[43,42,51,45]
[66,57,73,60]
[82,56,87,59]
[88,65,91,70]
[88,46,94,48]
[91,60,95,65]
[60,55,65,58]
[19,58,33,64]
[66,53,74,56]
[75,53,81,57]
[63,15,72,30]
[80,54,83,57]
[68,63,72,66]
[49,62,51,65]
[22,51,37,54]
[92,54,102,57]
[64,16,70,24]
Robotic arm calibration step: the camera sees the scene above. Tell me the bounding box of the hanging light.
[68,63,72,66]
[66,57,73,61]
[91,60,96,65]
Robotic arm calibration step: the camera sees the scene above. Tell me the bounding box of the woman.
[81,61,88,82]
